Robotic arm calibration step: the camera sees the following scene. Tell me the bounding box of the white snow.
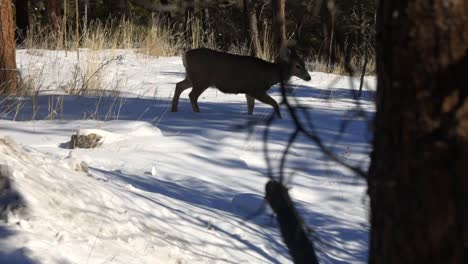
[0,49,376,263]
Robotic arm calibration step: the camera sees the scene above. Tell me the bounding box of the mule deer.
[171,45,311,118]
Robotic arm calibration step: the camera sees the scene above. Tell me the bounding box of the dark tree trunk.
[83,0,89,33]
[45,0,62,31]
[184,0,194,45]
[15,0,29,44]
[320,0,335,68]
[271,0,286,57]
[243,0,248,43]
[200,8,209,33]
[0,0,18,94]
[369,0,468,263]
[159,0,172,24]
[357,52,368,97]
[243,0,259,57]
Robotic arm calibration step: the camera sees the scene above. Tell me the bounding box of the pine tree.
[369,1,468,263]
[0,0,18,94]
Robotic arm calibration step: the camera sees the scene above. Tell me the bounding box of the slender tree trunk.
[184,0,194,46]
[369,0,468,263]
[294,13,304,43]
[0,0,18,94]
[320,0,335,68]
[75,0,79,41]
[243,0,249,43]
[83,0,88,34]
[63,0,67,51]
[159,0,172,24]
[271,0,286,57]
[45,0,62,31]
[15,0,29,44]
[357,52,368,97]
[200,8,209,33]
[243,0,259,57]
[248,3,259,57]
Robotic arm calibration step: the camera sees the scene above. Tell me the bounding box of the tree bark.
[200,7,209,33]
[83,0,88,33]
[243,0,249,44]
[271,0,286,57]
[320,0,335,68]
[15,0,29,44]
[159,0,172,24]
[184,0,194,46]
[369,1,468,263]
[243,0,259,57]
[0,0,17,95]
[45,0,62,31]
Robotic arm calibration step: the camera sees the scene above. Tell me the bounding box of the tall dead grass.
[21,14,376,75]
[22,16,217,57]
[307,46,376,76]
[21,15,282,60]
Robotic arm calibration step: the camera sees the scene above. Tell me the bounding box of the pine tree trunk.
[271,0,286,57]
[15,0,29,44]
[320,0,335,68]
[243,0,249,44]
[369,1,468,263]
[0,0,17,94]
[243,0,259,57]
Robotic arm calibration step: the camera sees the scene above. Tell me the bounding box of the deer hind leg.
[171,78,192,112]
[252,92,282,118]
[246,94,255,115]
[189,85,208,112]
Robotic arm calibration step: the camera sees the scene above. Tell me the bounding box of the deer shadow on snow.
[0,84,371,263]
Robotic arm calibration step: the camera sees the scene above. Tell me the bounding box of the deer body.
[171,47,311,118]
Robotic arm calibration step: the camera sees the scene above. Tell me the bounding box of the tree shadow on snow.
[274,85,374,101]
[90,167,368,263]
[0,226,38,264]
[0,85,371,263]
[90,167,286,263]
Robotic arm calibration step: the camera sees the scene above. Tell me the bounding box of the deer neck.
[271,63,291,86]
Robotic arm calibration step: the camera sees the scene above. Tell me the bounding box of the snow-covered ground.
[0,49,375,263]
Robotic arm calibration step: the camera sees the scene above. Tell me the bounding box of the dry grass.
[187,17,218,50]
[141,22,182,56]
[21,16,279,60]
[22,16,220,57]
[255,21,274,61]
[0,50,127,121]
[226,20,274,61]
[22,15,376,75]
[307,52,376,76]
[65,55,120,95]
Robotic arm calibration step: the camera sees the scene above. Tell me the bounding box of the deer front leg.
[251,92,282,118]
[246,94,255,115]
